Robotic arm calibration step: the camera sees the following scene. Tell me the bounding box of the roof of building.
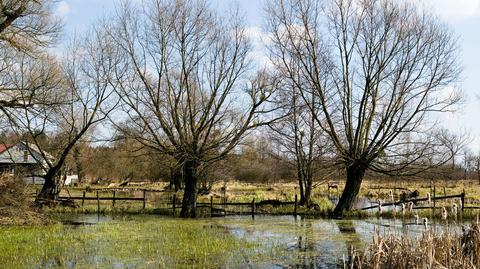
[0,144,14,154]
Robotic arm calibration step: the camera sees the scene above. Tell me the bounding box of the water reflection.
[46,214,469,269]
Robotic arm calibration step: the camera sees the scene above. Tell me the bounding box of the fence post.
[143,190,147,210]
[433,185,436,216]
[294,194,298,217]
[461,191,465,212]
[251,198,255,219]
[210,196,214,217]
[172,194,176,216]
[81,191,86,207]
[96,191,100,213]
[112,191,116,207]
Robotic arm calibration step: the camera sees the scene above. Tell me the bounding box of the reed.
[347,219,480,268]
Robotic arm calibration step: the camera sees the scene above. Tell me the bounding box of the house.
[0,142,53,184]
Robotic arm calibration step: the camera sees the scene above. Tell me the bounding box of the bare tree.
[436,129,470,170]
[106,0,276,217]
[270,73,332,206]
[8,29,118,204]
[475,154,480,184]
[266,0,461,217]
[0,0,61,107]
[0,0,60,51]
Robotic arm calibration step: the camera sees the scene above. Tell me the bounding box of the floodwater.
[0,214,471,268]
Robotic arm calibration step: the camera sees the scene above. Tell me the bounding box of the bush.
[0,175,49,225]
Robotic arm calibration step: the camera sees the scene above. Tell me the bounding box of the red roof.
[0,144,14,154]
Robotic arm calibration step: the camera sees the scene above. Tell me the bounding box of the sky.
[54,0,480,151]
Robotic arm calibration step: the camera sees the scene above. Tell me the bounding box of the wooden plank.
[172,194,176,216]
[251,198,255,219]
[196,201,296,206]
[58,196,144,201]
[96,191,100,213]
[143,190,147,209]
[294,194,298,217]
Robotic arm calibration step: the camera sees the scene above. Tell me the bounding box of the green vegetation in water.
[0,217,257,268]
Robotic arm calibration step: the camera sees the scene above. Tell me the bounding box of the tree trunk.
[180,160,198,218]
[35,168,61,206]
[332,162,366,218]
[169,167,183,191]
[304,176,312,207]
[297,166,306,206]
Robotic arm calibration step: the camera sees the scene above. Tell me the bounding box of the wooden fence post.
[461,191,465,212]
[96,191,100,213]
[251,198,255,219]
[294,194,298,217]
[433,185,436,216]
[112,191,116,207]
[210,196,214,217]
[81,191,86,207]
[143,190,147,210]
[172,194,176,216]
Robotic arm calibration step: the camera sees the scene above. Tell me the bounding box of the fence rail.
[358,192,465,211]
[55,190,300,218]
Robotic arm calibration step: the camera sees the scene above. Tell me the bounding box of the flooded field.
[0,214,471,268]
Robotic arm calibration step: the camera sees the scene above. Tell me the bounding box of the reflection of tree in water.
[289,218,363,269]
[336,220,362,267]
[294,217,316,269]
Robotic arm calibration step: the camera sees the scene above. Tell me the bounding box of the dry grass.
[0,175,50,225]
[348,220,480,268]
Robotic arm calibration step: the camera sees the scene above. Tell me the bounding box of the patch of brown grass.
[0,175,50,225]
[348,221,480,269]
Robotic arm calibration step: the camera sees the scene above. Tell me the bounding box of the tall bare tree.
[8,29,118,204]
[267,0,461,217]
[270,73,332,206]
[107,0,276,217]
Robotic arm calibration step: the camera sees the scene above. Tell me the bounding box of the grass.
[0,217,257,268]
[31,179,480,220]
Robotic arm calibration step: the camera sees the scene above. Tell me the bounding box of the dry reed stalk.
[347,222,480,269]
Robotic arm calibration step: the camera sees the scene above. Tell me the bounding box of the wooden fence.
[58,190,300,218]
[358,192,467,211]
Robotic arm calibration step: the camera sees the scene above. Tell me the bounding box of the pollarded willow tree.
[267,0,461,217]
[107,0,276,217]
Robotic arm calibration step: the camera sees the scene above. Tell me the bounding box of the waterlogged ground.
[0,214,471,268]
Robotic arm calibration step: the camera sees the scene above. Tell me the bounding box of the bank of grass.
[0,217,257,268]
[43,179,480,219]
[348,222,480,268]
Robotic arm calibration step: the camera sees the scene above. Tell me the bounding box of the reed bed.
[347,220,480,269]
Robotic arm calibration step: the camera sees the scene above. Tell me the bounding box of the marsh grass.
[0,217,257,268]
[348,221,480,268]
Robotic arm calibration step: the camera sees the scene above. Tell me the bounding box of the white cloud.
[243,26,273,69]
[419,0,480,21]
[56,1,71,18]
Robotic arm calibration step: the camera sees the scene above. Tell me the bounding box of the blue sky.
[54,0,480,152]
